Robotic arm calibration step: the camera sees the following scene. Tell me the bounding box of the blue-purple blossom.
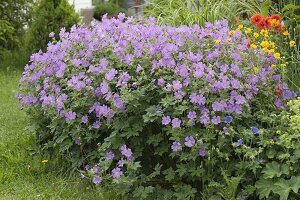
[85,164,89,171]
[81,115,88,124]
[224,116,233,124]
[120,144,133,158]
[171,141,182,152]
[93,165,100,173]
[49,32,55,38]
[251,126,259,134]
[199,147,207,157]
[236,138,243,147]
[172,80,182,91]
[65,111,76,122]
[105,151,115,160]
[184,136,195,147]
[74,138,81,145]
[171,118,181,128]
[211,116,221,125]
[162,116,171,125]
[187,111,197,120]
[93,121,101,129]
[92,176,102,185]
[112,167,123,179]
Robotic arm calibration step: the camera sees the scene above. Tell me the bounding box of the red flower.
[247,40,252,48]
[277,87,283,96]
[264,16,272,29]
[257,20,265,30]
[275,24,283,32]
[271,14,281,22]
[250,14,264,25]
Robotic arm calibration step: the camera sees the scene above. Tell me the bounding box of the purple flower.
[187,111,197,120]
[184,136,195,147]
[118,158,125,167]
[85,164,89,171]
[157,78,165,87]
[274,98,283,108]
[224,116,233,124]
[112,167,123,179]
[93,121,101,129]
[211,116,221,125]
[120,144,133,158]
[172,80,182,91]
[105,151,115,160]
[236,138,243,147]
[93,165,100,173]
[49,32,55,38]
[171,141,182,152]
[74,138,81,145]
[65,111,76,122]
[198,147,207,157]
[92,176,102,185]
[81,115,88,124]
[162,116,171,125]
[171,118,181,128]
[251,126,259,134]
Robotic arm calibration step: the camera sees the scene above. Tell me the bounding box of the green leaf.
[163,168,176,181]
[133,186,154,199]
[274,179,291,200]
[289,176,300,193]
[262,162,288,179]
[260,0,271,17]
[255,179,274,199]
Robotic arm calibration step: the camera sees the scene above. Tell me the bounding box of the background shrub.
[24,0,80,53]
[19,14,299,198]
[93,2,125,20]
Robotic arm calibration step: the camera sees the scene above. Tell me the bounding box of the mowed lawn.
[0,69,106,199]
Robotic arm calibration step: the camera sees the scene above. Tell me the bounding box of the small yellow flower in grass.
[271,64,276,68]
[269,41,275,49]
[42,159,48,163]
[253,32,259,38]
[237,25,243,31]
[229,30,235,35]
[260,41,269,48]
[227,38,232,42]
[252,67,259,73]
[250,44,257,49]
[280,64,287,67]
[215,39,221,44]
[283,30,289,36]
[290,40,296,48]
[268,49,275,53]
[274,52,281,59]
[245,28,252,34]
[263,47,269,53]
[260,29,268,37]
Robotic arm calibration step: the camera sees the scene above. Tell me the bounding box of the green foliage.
[25,0,80,53]
[144,0,240,27]
[93,2,125,20]
[0,20,18,51]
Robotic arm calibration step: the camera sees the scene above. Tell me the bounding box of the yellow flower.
[270,19,280,27]
[260,29,268,37]
[274,52,281,59]
[268,49,275,53]
[215,39,221,44]
[42,160,49,163]
[229,30,235,35]
[290,40,296,48]
[260,41,269,48]
[271,64,276,68]
[281,64,287,67]
[263,47,269,53]
[237,25,243,31]
[245,28,252,34]
[283,30,289,36]
[252,67,259,73]
[250,44,257,49]
[227,38,232,42]
[269,41,275,49]
[253,32,259,38]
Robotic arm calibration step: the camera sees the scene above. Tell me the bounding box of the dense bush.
[19,14,299,199]
[93,2,125,20]
[24,0,80,53]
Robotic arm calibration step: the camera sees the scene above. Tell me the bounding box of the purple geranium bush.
[18,14,297,199]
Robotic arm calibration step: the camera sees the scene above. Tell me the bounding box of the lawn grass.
[0,69,106,199]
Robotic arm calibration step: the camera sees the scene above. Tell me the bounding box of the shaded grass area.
[0,70,105,199]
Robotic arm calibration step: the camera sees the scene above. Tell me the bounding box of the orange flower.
[250,14,264,25]
[257,20,265,30]
[271,14,281,22]
[247,40,252,48]
[234,16,240,26]
[264,16,272,29]
[275,24,283,32]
